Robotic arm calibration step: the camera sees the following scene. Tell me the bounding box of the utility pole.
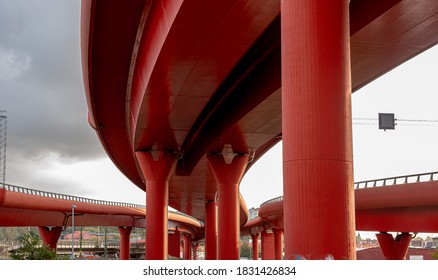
[0,111,7,184]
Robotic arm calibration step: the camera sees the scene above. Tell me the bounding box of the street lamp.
[71,204,77,259]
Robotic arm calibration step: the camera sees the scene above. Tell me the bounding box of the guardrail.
[260,171,438,207]
[0,182,144,208]
[354,171,438,189]
[260,196,283,208]
[0,182,200,222]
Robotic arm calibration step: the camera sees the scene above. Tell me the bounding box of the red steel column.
[183,234,192,260]
[261,230,275,260]
[38,226,62,250]
[207,154,249,260]
[376,232,412,260]
[272,228,283,260]
[168,229,181,258]
[251,233,259,260]
[136,151,177,260]
[192,243,199,260]
[281,0,355,260]
[118,226,133,260]
[205,200,218,260]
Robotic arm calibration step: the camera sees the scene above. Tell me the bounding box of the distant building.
[410,239,424,248]
[356,238,379,249]
[248,207,259,220]
[425,241,434,248]
[432,236,438,248]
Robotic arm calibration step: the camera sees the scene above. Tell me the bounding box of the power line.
[397,118,438,123]
[353,117,438,127]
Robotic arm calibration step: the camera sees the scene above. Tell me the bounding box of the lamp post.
[71,204,77,259]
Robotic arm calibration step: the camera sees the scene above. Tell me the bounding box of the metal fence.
[0,182,200,222]
[260,171,438,207]
[0,182,144,208]
[354,171,438,189]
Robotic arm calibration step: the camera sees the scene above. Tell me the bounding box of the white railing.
[0,182,144,208]
[260,171,438,206]
[0,182,200,222]
[354,171,438,189]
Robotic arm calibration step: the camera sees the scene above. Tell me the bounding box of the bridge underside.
[82,0,438,259]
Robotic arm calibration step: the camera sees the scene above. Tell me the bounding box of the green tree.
[10,232,57,260]
[240,241,251,259]
[432,249,438,260]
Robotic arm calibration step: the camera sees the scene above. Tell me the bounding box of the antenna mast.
[0,111,7,184]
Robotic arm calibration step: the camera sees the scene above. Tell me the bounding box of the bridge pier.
[207,154,249,260]
[183,234,192,260]
[192,243,199,260]
[251,233,259,260]
[38,226,62,251]
[272,228,283,260]
[261,230,275,260]
[168,228,181,258]
[281,0,356,259]
[376,232,412,260]
[118,226,132,260]
[136,151,177,260]
[205,200,218,260]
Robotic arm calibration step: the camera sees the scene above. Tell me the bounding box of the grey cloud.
[0,1,109,188]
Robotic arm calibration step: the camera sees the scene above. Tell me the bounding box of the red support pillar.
[38,226,62,251]
[281,0,355,260]
[118,226,132,260]
[205,200,218,260]
[192,243,199,260]
[207,154,249,260]
[376,232,412,260]
[251,233,259,260]
[168,229,181,259]
[136,151,177,260]
[272,228,283,260]
[183,234,192,260]
[261,230,275,260]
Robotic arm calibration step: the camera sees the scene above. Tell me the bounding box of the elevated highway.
[244,172,438,259]
[81,0,438,259]
[0,183,203,259]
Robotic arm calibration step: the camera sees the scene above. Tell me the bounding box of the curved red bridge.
[243,172,438,260]
[0,183,202,259]
[81,0,438,259]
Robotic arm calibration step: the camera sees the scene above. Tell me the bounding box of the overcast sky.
[1,1,438,238]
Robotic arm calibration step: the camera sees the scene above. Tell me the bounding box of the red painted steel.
[168,229,181,259]
[357,247,437,260]
[118,226,133,260]
[281,0,355,260]
[251,234,259,260]
[81,0,438,226]
[355,206,438,233]
[376,232,412,260]
[192,243,198,260]
[272,228,283,260]
[38,226,63,250]
[355,181,438,209]
[0,188,203,239]
[261,230,274,260]
[208,155,248,260]
[248,180,438,239]
[183,234,191,260]
[81,0,438,259]
[136,151,177,260]
[204,200,217,260]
